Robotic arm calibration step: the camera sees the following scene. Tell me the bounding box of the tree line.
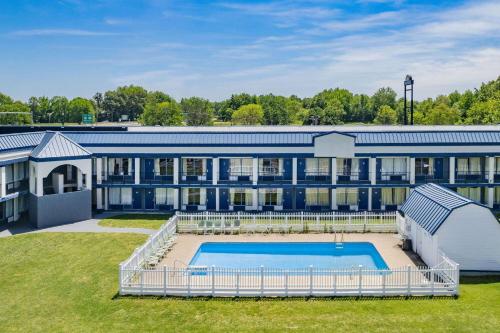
[0,76,498,126]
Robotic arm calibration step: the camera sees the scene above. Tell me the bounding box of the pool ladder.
[334,229,345,248]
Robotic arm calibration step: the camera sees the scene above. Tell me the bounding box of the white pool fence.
[119,212,459,297]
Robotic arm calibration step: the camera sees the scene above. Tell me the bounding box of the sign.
[82,114,93,124]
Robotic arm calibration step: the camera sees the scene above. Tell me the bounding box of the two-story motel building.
[0,125,499,228]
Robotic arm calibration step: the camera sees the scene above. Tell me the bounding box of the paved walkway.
[0,212,156,238]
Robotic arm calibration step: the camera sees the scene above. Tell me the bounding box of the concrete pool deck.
[159,233,420,269]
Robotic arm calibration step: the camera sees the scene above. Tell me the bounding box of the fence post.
[382,270,386,296]
[119,264,123,295]
[211,265,215,297]
[187,268,191,297]
[430,269,435,295]
[333,272,337,296]
[285,271,289,297]
[236,272,240,297]
[309,265,313,296]
[301,211,304,229]
[163,266,167,296]
[358,265,363,297]
[260,266,264,297]
[140,270,144,295]
[407,265,411,296]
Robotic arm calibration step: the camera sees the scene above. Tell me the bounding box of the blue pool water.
[189,242,389,270]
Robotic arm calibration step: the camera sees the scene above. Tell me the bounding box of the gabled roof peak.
[30,131,91,161]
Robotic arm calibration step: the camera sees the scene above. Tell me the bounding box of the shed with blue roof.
[399,183,500,271]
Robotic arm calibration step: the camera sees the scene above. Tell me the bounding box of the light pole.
[404,75,414,125]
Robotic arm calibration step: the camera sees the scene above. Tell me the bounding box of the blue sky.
[0,0,499,101]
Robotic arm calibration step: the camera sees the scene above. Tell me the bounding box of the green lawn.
[0,232,499,332]
[98,213,172,229]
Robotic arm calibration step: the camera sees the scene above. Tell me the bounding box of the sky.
[0,0,499,102]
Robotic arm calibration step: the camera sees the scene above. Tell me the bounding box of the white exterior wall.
[410,217,439,267]
[435,206,500,271]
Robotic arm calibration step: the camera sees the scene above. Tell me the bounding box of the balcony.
[258,167,291,183]
[101,172,135,184]
[376,172,410,184]
[455,171,488,183]
[415,174,449,184]
[336,171,370,184]
[6,179,29,194]
[219,166,253,184]
[140,172,174,185]
[298,170,331,184]
[180,172,211,184]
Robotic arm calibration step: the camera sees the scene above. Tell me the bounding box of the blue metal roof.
[0,132,44,152]
[64,131,319,146]
[349,131,500,146]
[30,132,91,161]
[400,183,475,235]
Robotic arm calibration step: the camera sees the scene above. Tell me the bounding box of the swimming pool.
[189,242,389,270]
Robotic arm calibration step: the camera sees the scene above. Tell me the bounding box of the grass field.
[98,213,172,229]
[0,231,499,332]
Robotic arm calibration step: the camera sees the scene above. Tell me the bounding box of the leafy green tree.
[140,101,183,126]
[350,94,372,123]
[302,107,324,125]
[68,97,96,123]
[0,92,14,105]
[285,98,306,124]
[28,96,51,123]
[231,104,264,125]
[372,87,397,115]
[147,91,174,105]
[213,101,231,122]
[374,105,397,124]
[322,100,345,125]
[228,93,257,110]
[0,102,31,124]
[93,93,103,121]
[50,96,69,124]
[425,103,460,125]
[463,99,500,124]
[102,85,147,121]
[180,97,213,126]
[259,94,292,125]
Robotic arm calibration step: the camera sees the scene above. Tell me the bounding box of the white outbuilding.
[399,183,500,272]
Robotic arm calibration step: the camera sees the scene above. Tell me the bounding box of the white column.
[173,158,180,184]
[252,188,258,210]
[77,169,83,189]
[173,188,180,210]
[96,158,102,184]
[0,166,6,197]
[96,188,103,209]
[488,156,495,184]
[134,158,140,184]
[36,171,44,196]
[104,188,109,210]
[331,188,337,210]
[67,164,73,181]
[103,157,108,181]
[212,158,218,185]
[368,187,372,211]
[215,187,220,211]
[292,158,297,185]
[370,157,377,185]
[53,173,64,194]
[252,158,258,185]
[331,158,337,185]
[409,157,416,184]
[13,197,19,220]
[487,187,494,208]
[449,157,455,184]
